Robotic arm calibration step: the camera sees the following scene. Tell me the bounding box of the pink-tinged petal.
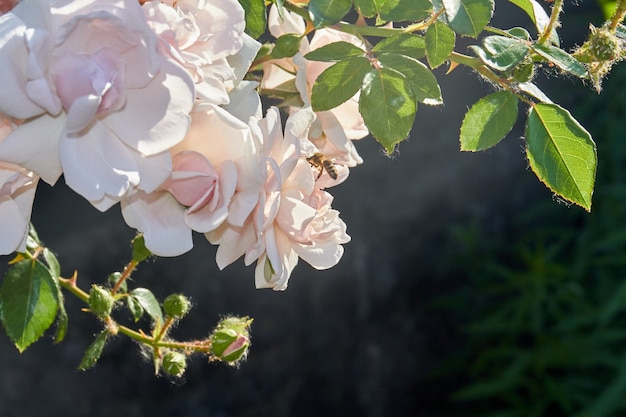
[328,98,369,140]
[59,121,140,209]
[121,190,192,257]
[275,108,313,178]
[54,12,158,87]
[211,222,256,270]
[293,241,344,270]
[163,151,217,205]
[255,229,298,290]
[0,12,46,118]
[223,81,261,122]
[103,57,194,156]
[0,166,37,255]
[284,159,315,196]
[0,113,64,184]
[65,94,101,134]
[194,74,230,105]
[267,4,305,37]
[226,33,261,85]
[134,149,172,194]
[276,195,315,241]
[171,103,248,165]
[184,160,237,233]
[184,0,245,61]
[0,196,30,254]
[25,28,63,115]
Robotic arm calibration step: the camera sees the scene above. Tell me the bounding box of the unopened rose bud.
[88,285,115,318]
[163,294,191,319]
[210,316,252,365]
[271,34,302,59]
[162,351,187,378]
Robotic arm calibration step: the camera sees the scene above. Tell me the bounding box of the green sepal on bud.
[163,294,191,319]
[210,316,252,365]
[88,285,115,318]
[271,34,302,59]
[131,234,152,263]
[161,351,187,378]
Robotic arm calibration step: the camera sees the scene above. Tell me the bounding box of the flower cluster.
[0,0,365,290]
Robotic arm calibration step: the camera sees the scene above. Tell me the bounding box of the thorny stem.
[537,0,564,44]
[402,8,445,33]
[609,0,626,32]
[447,52,534,106]
[111,260,138,294]
[58,273,213,353]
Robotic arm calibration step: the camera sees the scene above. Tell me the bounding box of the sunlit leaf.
[517,82,553,103]
[309,0,352,27]
[461,91,519,151]
[470,35,530,71]
[441,0,494,37]
[379,0,432,22]
[507,0,559,45]
[525,103,597,211]
[238,0,266,39]
[425,21,455,68]
[372,33,426,60]
[311,56,371,111]
[354,0,386,17]
[129,288,163,326]
[377,53,442,105]
[304,41,366,62]
[0,259,59,352]
[360,67,417,153]
[533,43,587,78]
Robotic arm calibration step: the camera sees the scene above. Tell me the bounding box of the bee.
[306,152,338,180]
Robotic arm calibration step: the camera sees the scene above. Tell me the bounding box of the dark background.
[0,2,614,416]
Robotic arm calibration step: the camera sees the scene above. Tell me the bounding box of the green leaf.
[304,41,365,62]
[42,248,67,344]
[517,82,553,103]
[309,0,352,27]
[353,0,385,17]
[507,0,559,45]
[52,291,68,344]
[470,36,530,71]
[127,295,144,322]
[132,234,152,263]
[533,43,588,78]
[372,33,426,60]
[78,331,108,371]
[238,0,267,39]
[311,56,371,111]
[379,0,432,22]
[376,53,442,105]
[129,288,163,326]
[360,67,417,153]
[460,91,519,151]
[42,248,60,279]
[441,0,494,37]
[525,103,597,211]
[425,21,455,68]
[0,259,59,352]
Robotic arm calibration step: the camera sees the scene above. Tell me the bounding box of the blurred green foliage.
[438,59,626,416]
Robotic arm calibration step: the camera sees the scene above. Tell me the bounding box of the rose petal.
[121,190,192,257]
[0,113,64,184]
